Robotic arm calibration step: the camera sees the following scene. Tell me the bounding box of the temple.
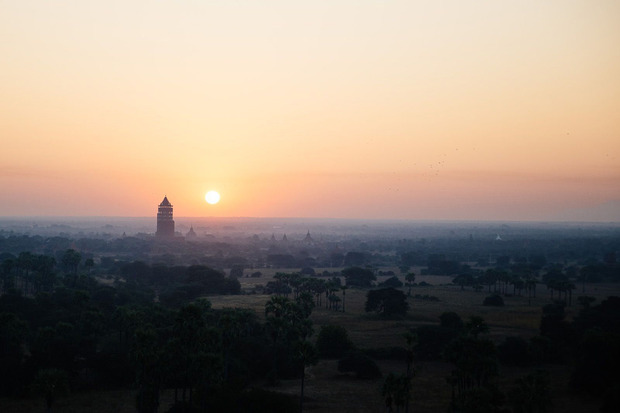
[156,196,175,238]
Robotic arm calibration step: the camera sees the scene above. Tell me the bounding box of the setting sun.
[205,191,221,205]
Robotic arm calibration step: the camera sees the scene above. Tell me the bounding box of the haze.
[1,1,619,222]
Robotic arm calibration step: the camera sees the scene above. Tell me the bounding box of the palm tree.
[510,370,552,413]
[84,258,94,274]
[382,373,397,412]
[17,252,34,294]
[297,340,317,413]
[382,373,411,413]
[265,295,290,319]
[265,296,313,383]
[328,294,341,311]
[405,272,416,296]
[32,368,70,413]
[525,277,537,305]
[403,332,417,413]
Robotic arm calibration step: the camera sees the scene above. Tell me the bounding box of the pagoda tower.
[156,196,175,238]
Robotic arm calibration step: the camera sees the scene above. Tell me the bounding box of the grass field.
[206,272,619,412]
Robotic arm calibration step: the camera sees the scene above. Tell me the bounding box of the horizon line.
[1,215,619,225]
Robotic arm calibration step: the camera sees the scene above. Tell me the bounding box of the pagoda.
[156,196,175,238]
[186,226,197,238]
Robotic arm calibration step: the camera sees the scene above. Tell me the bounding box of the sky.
[1,0,619,222]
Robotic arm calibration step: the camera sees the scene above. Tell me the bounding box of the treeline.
[0,276,316,412]
[2,230,618,276]
[0,251,241,305]
[448,258,620,310]
[119,262,241,307]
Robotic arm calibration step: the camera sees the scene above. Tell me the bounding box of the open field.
[206,273,619,412]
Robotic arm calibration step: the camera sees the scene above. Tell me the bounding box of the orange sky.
[1,1,619,221]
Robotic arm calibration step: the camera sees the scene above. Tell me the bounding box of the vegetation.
[365,288,409,318]
[0,222,619,412]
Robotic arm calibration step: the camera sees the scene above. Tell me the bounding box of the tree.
[31,368,70,413]
[84,258,94,274]
[440,312,464,331]
[338,351,382,379]
[344,251,367,267]
[342,266,376,288]
[166,303,222,406]
[483,294,504,307]
[365,288,408,318]
[453,273,474,291]
[405,272,416,296]
[570,297,620,397]
[465,316,490,338]
[498,336,531,366]
[403,331,417,413]
[444,318,502,412]
[0,312,29,396]
[132,327,164,413]
[379,276,404,288]
[217,307,257,381]
[510,370,552,413]
[61,249,81,276]
[382,372,410,412]
[525,276,537,305]
[297,340,318,413]
[34,255,56,293]
[264,295,314,383]
[316,325,353,359]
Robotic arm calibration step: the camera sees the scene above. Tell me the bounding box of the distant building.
[156,196,175,238]
[303,230,314,244]
[186,226,197,238]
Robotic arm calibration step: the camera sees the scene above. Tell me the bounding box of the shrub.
[316,325,354,359]
[364,347,408,361]
[483,295,504,306]
[229,264,244,278]
[378,276,403,288]
[338,351,382,379]
[498,336,531,365]
[415,325,461,360]
[299,267,315,276]
[440,312,464,331]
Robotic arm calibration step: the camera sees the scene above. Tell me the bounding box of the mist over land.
[1,215,620,412]
[2,216,619,241]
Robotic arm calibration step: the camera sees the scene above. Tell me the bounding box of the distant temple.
[303,230,314,244]
[186,226,197,238]
[156,196,175,238]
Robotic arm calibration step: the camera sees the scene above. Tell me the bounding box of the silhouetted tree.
[342,266,376,288]
[510,370,552,413]
[31,368,70,413]
[316,325,353,359]
[365,288,408,318]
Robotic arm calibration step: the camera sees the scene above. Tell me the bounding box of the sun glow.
[205,191,221,205]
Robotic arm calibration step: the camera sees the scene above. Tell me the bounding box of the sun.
[205,191,220,205]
